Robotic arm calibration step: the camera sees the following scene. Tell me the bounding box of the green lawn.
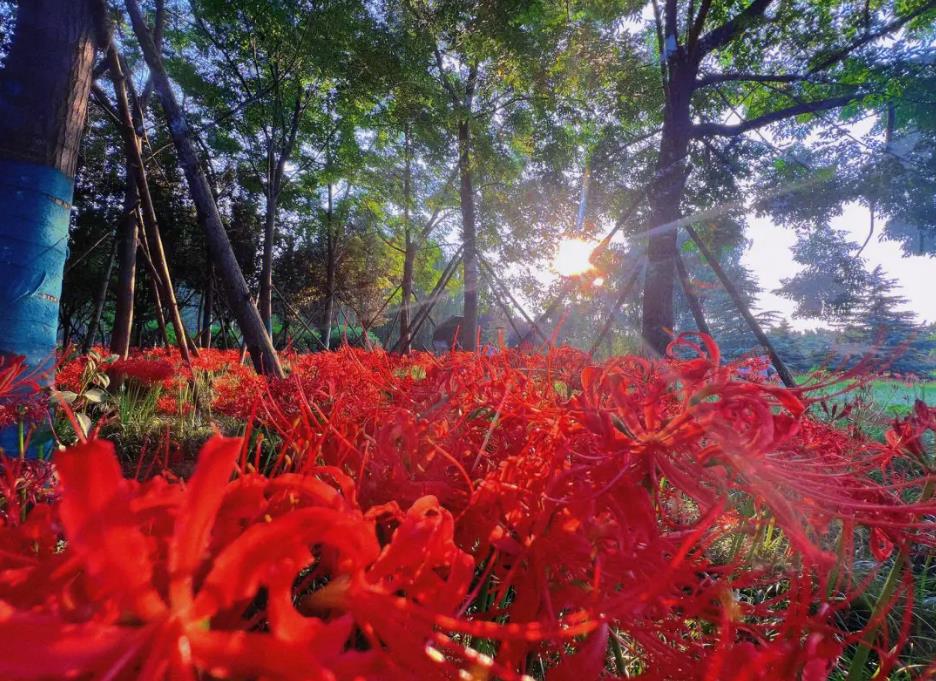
[799,375,936,418]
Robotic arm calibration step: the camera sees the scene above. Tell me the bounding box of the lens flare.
[553,238,595,277]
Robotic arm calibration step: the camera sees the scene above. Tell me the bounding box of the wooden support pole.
[589,260,644,356]
[100,43,193,364]
[675,250,712,336]
[485,279,525,344]
[136,219,169,346]
[478,254,549,345]
[82,234,118,354]
[685,224,796,388]
[271,284,328,351]
[393,248,462,353]
[517,278,577,347]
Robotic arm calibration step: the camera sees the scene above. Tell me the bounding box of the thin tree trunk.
[125,0,283,377]
[321,184,336,349]
[323,250,336,350]
[393,248,462,353]
[110,171,139,358]
[399,130,415,352]
[260,92,303,334]
[109,42,156,361]
[200,260,214,348]
[83,234,118,354]
[260,181,277,334]
[457,119,480,351]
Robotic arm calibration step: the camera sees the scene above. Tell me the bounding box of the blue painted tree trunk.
[0,162,73,456]
[0,1,101,456]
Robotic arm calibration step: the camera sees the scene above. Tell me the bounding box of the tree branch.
[687,0,712,50]
[696,0,775,56]
[690,93,862,137]
[808,0,936,73]
[694,72,836,88]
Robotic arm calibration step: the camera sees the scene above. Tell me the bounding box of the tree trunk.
[400,238,416,353]
[399,130,414,352]
[200,260,214,348]
[0,0,101,454]
[321,184,336,349]
[125,0,283,377]
[83,234,118,354]
[457,119,479,351]
[260,183,277,334]
[260,94,303,335]
[110,168,139,358]
[641,67,694,356]
[322,245,336,350]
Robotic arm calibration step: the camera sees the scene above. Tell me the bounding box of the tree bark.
[125,0,283,377]
[457,119,479,351]
[641,64,695,355]
[0,1,99,175]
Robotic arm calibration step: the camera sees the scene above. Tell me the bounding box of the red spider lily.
[886,399,936,463]
[0,437,503,680]
[107,358,175,385]
[0,355,30,399]
[32,337,936,679]
[0,355,46,431]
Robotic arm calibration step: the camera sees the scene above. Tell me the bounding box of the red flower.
[108,358,175,386]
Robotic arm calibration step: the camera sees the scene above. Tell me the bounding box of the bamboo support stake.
[685,224,796,387]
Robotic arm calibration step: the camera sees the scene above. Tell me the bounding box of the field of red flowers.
[1,336,935,680]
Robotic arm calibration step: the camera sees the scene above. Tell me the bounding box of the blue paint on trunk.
[0,159,73,457]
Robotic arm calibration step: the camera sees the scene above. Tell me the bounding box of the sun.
[553,237,595,277]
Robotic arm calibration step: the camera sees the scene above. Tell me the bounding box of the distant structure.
[432,315,492,352]
[432,316,468,352]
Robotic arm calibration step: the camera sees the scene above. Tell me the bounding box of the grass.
[802,376,936,412]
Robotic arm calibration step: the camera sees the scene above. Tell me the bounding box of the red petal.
[169,436,240,609]
[0,604,148,679]
[192,507,379,619]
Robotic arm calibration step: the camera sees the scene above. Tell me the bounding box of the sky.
[743,203,936,330]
